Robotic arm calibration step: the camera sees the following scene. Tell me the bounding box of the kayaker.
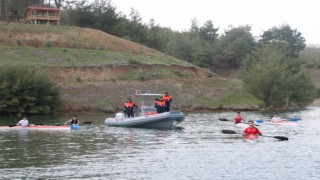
[271,114,282,122]
[124,98,137,118]
[234,111,244,124]
[64,115,80,125]
[162,92,172,112]
[243,120,262,139]
[16,116,29,127]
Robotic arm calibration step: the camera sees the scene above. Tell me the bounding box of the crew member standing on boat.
[124,98,137,117]
[16,116,29,127]
[234,111,244,124]
[243,120,262,139]
[154,97,166,113]
[162,92,172,112]
[64,115,80,125]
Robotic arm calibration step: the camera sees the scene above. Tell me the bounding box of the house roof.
[26,6,60,11]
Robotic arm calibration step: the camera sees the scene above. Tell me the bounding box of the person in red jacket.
[154,97,166,113]
[234,111,244,124]
[243,120,262,140]
[124,98,137,117]
[162,92,172,112]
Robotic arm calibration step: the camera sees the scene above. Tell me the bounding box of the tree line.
[0,0,317,113]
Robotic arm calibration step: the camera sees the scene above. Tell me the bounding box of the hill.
[0,22,264,113]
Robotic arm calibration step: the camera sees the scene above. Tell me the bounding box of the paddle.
[221,129,289,141]
[287,118,299,122]
[9,123,44,127]
[82,121,93,124]
[62,121,92,126]
[219,118,259,126]
[219,118,230,121]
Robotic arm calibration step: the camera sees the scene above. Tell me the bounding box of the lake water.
[0,107,320,179]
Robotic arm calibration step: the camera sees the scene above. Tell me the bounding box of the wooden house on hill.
[23,6,60,25]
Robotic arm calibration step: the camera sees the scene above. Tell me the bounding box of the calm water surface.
[0,107,320,179]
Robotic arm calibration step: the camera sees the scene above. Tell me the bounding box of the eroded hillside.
[0,23,263,113]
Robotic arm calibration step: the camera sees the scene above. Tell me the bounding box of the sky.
[112,0,320,46]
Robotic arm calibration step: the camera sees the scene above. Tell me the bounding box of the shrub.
[0,66,61,115]
[16,38,21,46]
[45,41,51,48]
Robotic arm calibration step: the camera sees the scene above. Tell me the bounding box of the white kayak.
[234,123,249,128]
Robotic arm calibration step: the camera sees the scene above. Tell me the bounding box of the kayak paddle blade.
[273,136,289,141]
[221,129,237,134]
[82,121,93,124]
[255,120,264,123]
[219,118,230,121]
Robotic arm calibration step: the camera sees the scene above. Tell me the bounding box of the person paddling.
[16,116,29,127]
[64,115,80,125]
[243,120,262,140]
[271,114,282,122]
[234,111,244,124]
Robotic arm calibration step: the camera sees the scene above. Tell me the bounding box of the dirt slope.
[0,23,260,113]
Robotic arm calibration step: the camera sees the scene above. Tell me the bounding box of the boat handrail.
[135,93,164,96]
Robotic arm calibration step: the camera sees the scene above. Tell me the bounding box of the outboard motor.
[105,112,125,124]
[115,112,125,121]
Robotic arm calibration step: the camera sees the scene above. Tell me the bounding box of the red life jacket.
[162,95,172,101]
[234,116,243,124]
[243,127,262,138]
[156,100,166,107]
[125,101,135,108]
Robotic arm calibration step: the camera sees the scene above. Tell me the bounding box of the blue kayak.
[71,124,80,130]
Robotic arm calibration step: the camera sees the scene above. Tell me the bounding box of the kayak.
[243,134,259,143]
[235,123,249,128]
[70,124,80,130]
[235,122,259,128]
[262,121,297,126]
[0,125,72,130]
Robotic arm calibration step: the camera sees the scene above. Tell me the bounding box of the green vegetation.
[0,46,194,67]
[0,66,61,115]
[299,47,320,69]
[259,24,306,58]
[216,92,264,107]
[0,22,71,33]
[241,43,317,108]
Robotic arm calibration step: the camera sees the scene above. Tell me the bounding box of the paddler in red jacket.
[243,120,262,140]
[234,111,244,124]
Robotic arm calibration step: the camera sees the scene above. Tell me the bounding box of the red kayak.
[0,125,71,130]
[243,134,260,143]
[264,121,297,126]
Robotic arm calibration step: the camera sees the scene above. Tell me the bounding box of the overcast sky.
[112,0,319,46]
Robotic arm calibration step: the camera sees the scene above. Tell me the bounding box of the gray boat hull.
[105,110,185,129]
